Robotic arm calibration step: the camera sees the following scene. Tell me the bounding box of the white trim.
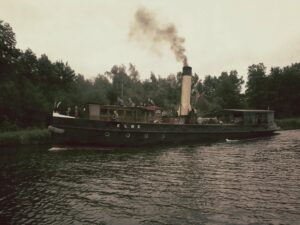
[48,125,65,134]
[53,112,75,118]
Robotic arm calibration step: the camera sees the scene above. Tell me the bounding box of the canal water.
[0,130,299,225]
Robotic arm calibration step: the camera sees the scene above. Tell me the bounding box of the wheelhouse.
[223,109,275,126]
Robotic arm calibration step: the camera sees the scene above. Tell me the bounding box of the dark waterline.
[0,130,299,225]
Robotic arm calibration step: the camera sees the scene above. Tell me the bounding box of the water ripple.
[0,130,299,224]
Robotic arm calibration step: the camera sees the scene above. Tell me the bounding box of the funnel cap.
[182,66,192,76]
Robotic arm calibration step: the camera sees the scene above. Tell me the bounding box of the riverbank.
[276,118,300,130]
[0,128,51,146]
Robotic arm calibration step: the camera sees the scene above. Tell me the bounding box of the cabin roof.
[86,103,159,111]
[224,109,274,113]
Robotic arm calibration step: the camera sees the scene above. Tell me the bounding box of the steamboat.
[48,66,278,147]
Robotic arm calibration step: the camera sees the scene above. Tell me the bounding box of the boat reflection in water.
[48,66,279,148]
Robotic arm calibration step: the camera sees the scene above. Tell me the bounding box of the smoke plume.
[129,7,188,66]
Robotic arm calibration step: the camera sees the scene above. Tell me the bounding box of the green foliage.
[276,118,300,130]
[0,129,50,146]
[246,63,268,108]
[246,63,300,117]
[0,20,18,69]
[195,70,245,116]
[0,21,76,128]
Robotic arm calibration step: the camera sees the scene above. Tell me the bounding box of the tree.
[0,21,20,129]
[246,63,268,109]
[267,64,300,117]
[17,49,39,82]
[195,70,244,116]
[53,61,75,88]
[0,20,18,74]
[128,63,140,82]
[215,70,244,109]
[202,75,218,100]
[37,54,58,102]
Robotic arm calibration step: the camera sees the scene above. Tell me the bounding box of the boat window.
[100,109,108,115]
[117,110,124,116]
[137,125,141,129]
[89,104,100,119]
[136,111,142,121]
[131,125,135,128]
[267,112,274,123]
[261,114,268,123]
[144,133,149,139]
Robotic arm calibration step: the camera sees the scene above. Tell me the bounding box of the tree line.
[0,20,299,130]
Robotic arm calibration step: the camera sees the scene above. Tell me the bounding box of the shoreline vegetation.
[0,129,50,147]
[0,118,299,147]
[276,118,300,130]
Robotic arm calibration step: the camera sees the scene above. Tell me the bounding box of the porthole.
[144,133,149,139]
[104,132,110,137]
[125,133,130,138]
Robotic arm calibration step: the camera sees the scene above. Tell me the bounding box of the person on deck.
[112,110,119,121]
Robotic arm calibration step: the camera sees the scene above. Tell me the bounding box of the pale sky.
[1,0,300,81]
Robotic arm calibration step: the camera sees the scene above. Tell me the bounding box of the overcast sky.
[1,0,300,81]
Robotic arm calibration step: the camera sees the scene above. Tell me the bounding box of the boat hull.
[49,117,277,147]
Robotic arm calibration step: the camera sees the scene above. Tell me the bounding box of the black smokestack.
[129,7,188,66]
[182,66,192,75]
